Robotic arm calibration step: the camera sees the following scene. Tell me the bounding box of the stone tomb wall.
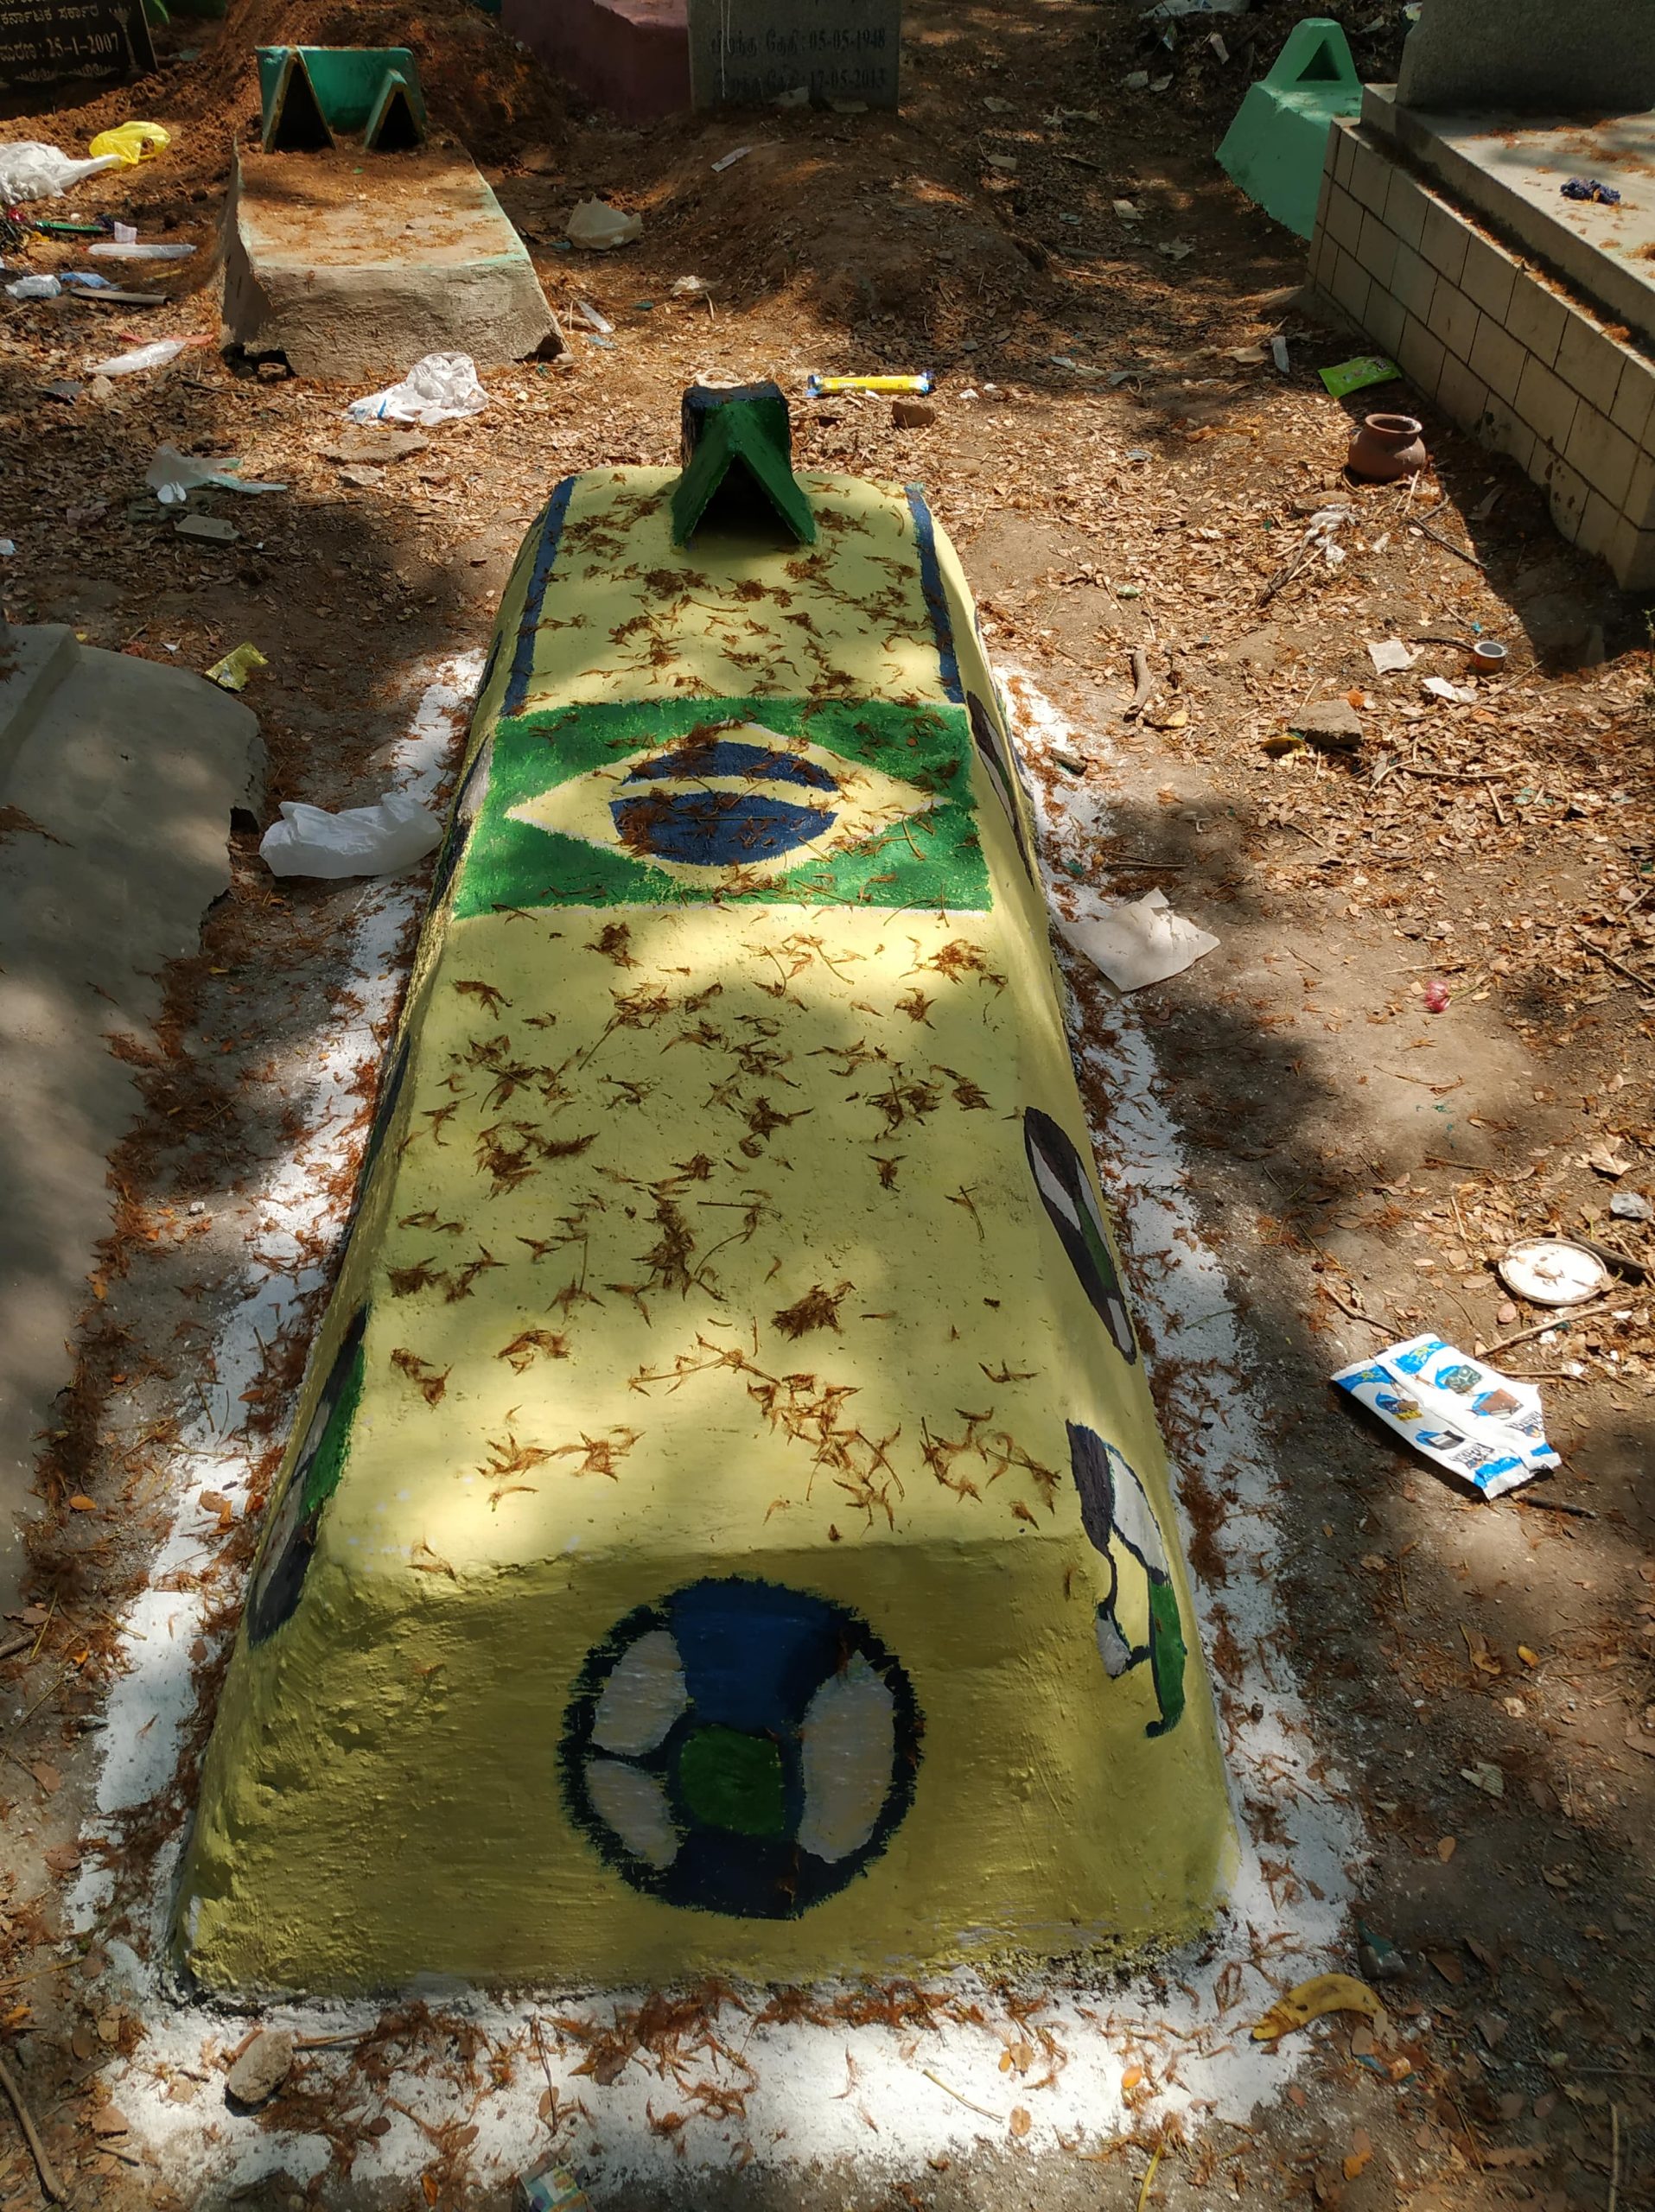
[1307,117,1655,592]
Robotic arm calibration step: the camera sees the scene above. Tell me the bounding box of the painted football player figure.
[1067,1423,1187,1738]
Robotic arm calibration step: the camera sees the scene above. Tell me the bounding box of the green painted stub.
[672,391,816,549]
[678,1726,788,1837]
[1216,17,1362,240]
[449,696,991,918]
[257,46,429,154]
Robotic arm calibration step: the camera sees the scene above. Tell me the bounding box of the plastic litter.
[1366,638,1417,674]
[146,442,287,504]
[710,146,753,174]
[86,240,195,261]
[5,274,60,299]
[58,270,117,290]
[806,372,934,397]
[1423,976,1450,1013]
[346,352,488,426]
[259,793,443,879]
[564,198,642,249]
[87,122,171,166]
[205,643,269,692]
[175,514,239,544]
[1333,1332,1559,1500]
[1562,176,1621,206]
[0,142,121,202]
[1611,1190,1654,1224]
[0,539,15,556]
[1058,889,1219,993]
[1423,673,1476,705]
[1498,1238,1611,1308]
[519,2160,590,2212]
[574,298,614,334]
[1319,353,1398,397]
[87,338,187,377]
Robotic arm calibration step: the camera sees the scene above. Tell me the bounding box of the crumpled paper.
[1059,889,1219,992]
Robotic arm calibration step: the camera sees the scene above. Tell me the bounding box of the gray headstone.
[688,0,902,110]
[1396,0,1655,113]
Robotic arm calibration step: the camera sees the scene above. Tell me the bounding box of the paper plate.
[1498,1238,1610,1308]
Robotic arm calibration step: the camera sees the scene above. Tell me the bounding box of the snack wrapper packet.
[1332,1333,1558,1500]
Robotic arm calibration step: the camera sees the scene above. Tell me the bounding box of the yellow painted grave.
[175,443,1236,1994]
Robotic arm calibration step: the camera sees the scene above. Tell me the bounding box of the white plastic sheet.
[87,339,187,378]
[146,443,287,505]
[0,142,120,202]
[1058,889,1219,992]
[565,196,643,248]
[346,353,488,426]
[259,794,443,880]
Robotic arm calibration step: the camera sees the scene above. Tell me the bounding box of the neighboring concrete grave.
[223,146,557,378]
[687,0,901,109]
[1306,109,1655,589]
[1395,0,1655,117]
[1366,91,1655,351]
[0,626,264,1616]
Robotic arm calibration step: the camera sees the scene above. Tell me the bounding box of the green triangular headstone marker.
[1216,16,1362,240]
[671,382,816,548]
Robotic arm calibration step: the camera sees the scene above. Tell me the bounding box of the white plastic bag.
[87,338,187,377]
[259,794,442,879]
[146,443,287,504]
[86,239,195,261]
[565,196,642,250]
[5,274,61,299]
[346,352,488,426]
[0,141,120,202]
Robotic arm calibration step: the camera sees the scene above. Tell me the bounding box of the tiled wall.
[1308,117,1655,592]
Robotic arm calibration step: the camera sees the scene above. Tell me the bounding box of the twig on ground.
[1487,1301,1617,1356]
[1515,1494,1596,1521]
[1410,518,1485,569]
[920,2068,1002,2121]
[1123,647,1156,721]
[0,2048,73,2206]
[1318,1282,1389,1332]
[0,1634,31,1665]
[1572,927,1653,995]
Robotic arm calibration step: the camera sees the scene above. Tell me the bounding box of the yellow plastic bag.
[88,122,171,166]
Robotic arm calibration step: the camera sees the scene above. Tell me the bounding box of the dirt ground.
[2,0,1653,2206]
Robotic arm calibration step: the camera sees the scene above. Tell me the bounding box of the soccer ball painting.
[561,1578,922,1919]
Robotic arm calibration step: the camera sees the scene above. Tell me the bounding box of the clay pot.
[1346,411,1429,482]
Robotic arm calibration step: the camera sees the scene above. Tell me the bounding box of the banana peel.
[1251,1973,1386,2044]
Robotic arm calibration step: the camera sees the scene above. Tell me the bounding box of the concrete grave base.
[223,144,557,380]
[1307,113,1655,592]
[0,627,264,1613]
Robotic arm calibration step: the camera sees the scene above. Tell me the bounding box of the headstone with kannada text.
[688,0,901,111]
[0,0,153,93]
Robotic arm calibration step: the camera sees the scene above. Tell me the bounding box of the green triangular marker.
[364,69,424,152]
[264,49,334,152]
[671,383,816,548]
